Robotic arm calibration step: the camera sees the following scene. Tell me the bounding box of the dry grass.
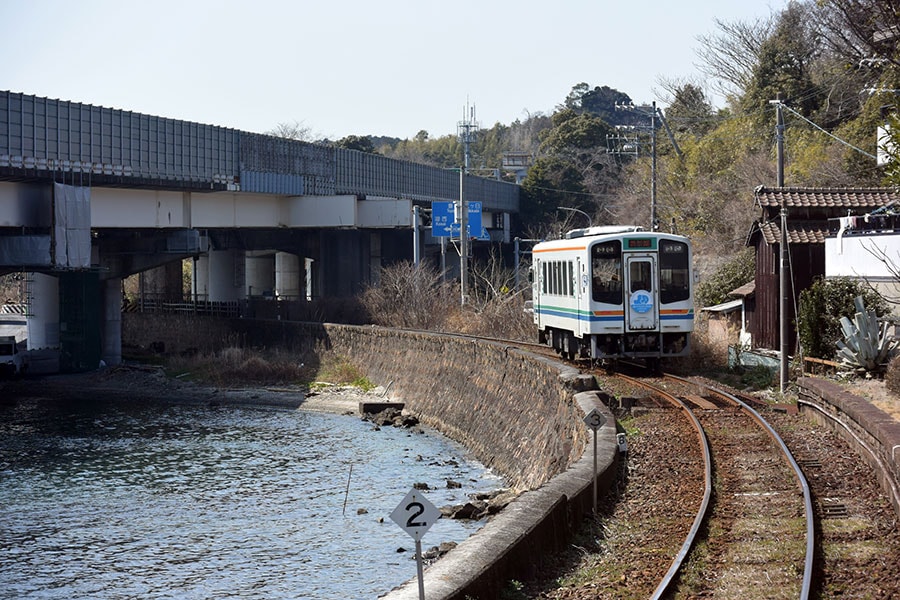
[165,346,312,386]
[360,260,535,342]
[839,377,900,420]
[162,345,373,389]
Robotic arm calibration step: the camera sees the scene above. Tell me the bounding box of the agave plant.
[835,296,898,374]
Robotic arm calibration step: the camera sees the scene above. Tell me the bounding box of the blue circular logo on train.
[630,290,653,313]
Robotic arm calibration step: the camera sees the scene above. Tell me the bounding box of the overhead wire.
[779,103,878,160]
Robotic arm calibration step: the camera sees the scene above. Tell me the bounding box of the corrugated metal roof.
[756,220,831,244]
[702,298,743,313]
[754,186,900,209]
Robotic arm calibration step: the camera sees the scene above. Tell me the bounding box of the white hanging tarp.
[53,183,92,268]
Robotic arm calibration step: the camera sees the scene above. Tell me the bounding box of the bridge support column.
[246,252,275,298]
[275,252,301,300]
[101,277,122,366]
[141,261,184,302]
[27,273,60,350]
[305,257,315,301]
[208,249,243,302]
[191,256,209,300]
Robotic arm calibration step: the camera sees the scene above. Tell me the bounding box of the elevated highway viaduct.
[0,91,520,371]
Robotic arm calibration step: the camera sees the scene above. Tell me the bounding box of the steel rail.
[665,373,814,600]
[615,374,713,600]
[797,397,900,519]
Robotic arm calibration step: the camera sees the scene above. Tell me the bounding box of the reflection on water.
[0,394,502,599]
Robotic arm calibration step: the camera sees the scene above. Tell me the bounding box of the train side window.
[591,241,623,305]
[541,262,547,294]
[659,240,690,303]
[552,261,558,295]
[551,261,556,295]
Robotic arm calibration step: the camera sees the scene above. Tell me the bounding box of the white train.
[531,226,694,366]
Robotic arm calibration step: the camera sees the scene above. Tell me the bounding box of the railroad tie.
[682,394,718,410]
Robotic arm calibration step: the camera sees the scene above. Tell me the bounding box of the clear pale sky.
[1,0,787,140]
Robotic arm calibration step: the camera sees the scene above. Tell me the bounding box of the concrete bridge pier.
[101,277,122,366]
[26,272,60,350]
[245,252,275,298]
[140,262,184,302]
[275,251,302,300]
[207,249,244,302]
[191,256,209,300]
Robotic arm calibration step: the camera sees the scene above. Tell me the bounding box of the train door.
[531,258,541,325]
[577,257,589,335]
[625,255,657,330]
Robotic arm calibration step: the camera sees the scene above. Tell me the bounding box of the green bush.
[694,248,754,308]
[797,277,889,360]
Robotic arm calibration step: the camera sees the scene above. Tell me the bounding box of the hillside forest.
[322,0,900,298]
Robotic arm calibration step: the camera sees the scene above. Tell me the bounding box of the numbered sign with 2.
[390,488,441,541]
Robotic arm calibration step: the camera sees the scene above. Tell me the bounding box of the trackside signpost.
[390,488,441,600]
[583,408,606,515]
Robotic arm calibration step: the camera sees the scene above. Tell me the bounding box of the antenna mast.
[456,101,479,305]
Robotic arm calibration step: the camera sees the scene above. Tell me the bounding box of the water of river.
[0,393,503,599]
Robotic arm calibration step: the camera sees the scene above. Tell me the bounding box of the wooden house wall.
[754,240,778,349]
[752,239,824,353]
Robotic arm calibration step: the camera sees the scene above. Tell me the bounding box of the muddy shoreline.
[0,363,370,415]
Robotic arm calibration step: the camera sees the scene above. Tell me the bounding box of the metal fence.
[1,90,519,212]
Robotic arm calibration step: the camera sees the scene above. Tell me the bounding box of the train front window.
[659,240,690,303]
[591,241,622,304]
[630,261,651,292]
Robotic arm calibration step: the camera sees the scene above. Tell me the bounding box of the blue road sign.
[432,201,485,239]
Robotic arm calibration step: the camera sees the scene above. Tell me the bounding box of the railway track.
[616,372,814,599]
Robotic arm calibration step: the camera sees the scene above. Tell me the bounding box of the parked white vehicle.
[0,335,25,376]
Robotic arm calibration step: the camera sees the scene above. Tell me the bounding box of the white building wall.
[826,231,900,316]
[825,234,899,279]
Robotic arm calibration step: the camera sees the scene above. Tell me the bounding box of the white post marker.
[583,408,607,515]
[390,488,441,600]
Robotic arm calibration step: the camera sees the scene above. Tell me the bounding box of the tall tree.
[266,120,313,141]
[563,83,641,127]
[662,82,716,137]
[742,2,822,118]
[519,156,588,234]
[815,0,900,70]
[540,108,612,155]
[695,15,775,102]
[334,135,375,153]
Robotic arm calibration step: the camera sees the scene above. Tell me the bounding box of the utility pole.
[457,102,479,305]
[770,94,789,393]
[651,102,658,231]
[611,102,682,231]
[412,204,421,267]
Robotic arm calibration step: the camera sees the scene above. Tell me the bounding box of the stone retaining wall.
[797,377,900,518]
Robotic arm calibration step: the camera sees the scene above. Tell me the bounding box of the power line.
[778,102,878,160]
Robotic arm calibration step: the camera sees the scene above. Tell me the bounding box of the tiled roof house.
[745,186,899,352]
